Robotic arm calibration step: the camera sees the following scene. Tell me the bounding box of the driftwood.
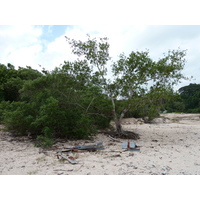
[56,142,104,164]
[56,141,140,165]
[73,142,104,151]
[56,152,78,164]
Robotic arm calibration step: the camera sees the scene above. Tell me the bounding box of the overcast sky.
[1,25,199,90]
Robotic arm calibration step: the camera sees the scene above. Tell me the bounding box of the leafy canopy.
[0,35,188,143]
[66,35,187,131]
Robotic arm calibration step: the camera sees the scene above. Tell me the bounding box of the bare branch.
[86,113,108,119]
[86,97,95,112]
[55,89,87,111]
[119,104,131,122]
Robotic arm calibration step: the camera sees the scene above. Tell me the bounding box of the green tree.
[0,36,189,143]
[66,35,187,137]
[0,64,42,102]
[15,62,112,140]
[0,63,17,101]
[179,83,200,112]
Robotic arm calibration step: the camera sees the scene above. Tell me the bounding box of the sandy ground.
[0,113,200,175]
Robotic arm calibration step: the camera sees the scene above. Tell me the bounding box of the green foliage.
[166,101,185,113]
[159,83,200,113]
[112,49,187,100]
[179,83,200,112]
[3,101,37,135]
[187,108,200,113]
[0,63,17,101]
[66,36,187,134]
[1,63,111,141]
[164,93,185,113]
[0,101,14,121]
[0,35,189,142]
[0,64,42,102]
[35,123,54,148]
[35,135,53,148]
[31,96,66,137]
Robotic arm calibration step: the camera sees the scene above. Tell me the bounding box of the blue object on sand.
[122,142,140,151]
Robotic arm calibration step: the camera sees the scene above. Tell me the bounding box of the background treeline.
[0,63,199,146]
[165,83,200,113]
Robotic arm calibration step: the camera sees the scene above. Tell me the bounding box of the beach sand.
[1,113,200,175]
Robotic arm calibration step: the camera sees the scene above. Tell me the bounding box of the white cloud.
[37,36,73,69]
[6,44,43,67]
[64,25,147,60]
[1,25,200,89]
[0,25,43,67]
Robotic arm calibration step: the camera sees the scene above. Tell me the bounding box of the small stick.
[76,164,84,171]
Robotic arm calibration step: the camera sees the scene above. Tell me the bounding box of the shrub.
[2,95,99,140]
[0,101,13,122]
[2,101,38,135]
[35,135,53,148]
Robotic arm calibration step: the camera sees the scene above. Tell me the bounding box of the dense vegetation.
[166,83,200,113]
[0,63,113,147]
[0,35,194,147]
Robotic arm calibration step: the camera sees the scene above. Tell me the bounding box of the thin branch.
[86,112,108,119]
[86,97,95,112]
[119,103,131,122]
[55,89,87,111]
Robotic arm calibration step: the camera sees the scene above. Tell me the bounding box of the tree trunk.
[111,97,131,136]
[114,117,124,135]
[111,97,122,135]
[111,98,139,139]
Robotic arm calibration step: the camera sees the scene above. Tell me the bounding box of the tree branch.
[86,113,108,119]
[55,89,86,111]
[86,97,95,112]
[119,104,131,122]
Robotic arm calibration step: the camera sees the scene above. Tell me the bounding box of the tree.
[0,64,42,102]
[162,91,185,113]
[10,61,112,140]
[1,59,113,145]
[179,83,200,112]
[0,63,17,101]
[66,35,187,138]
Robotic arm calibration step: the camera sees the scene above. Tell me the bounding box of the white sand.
[1,113,200,175]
